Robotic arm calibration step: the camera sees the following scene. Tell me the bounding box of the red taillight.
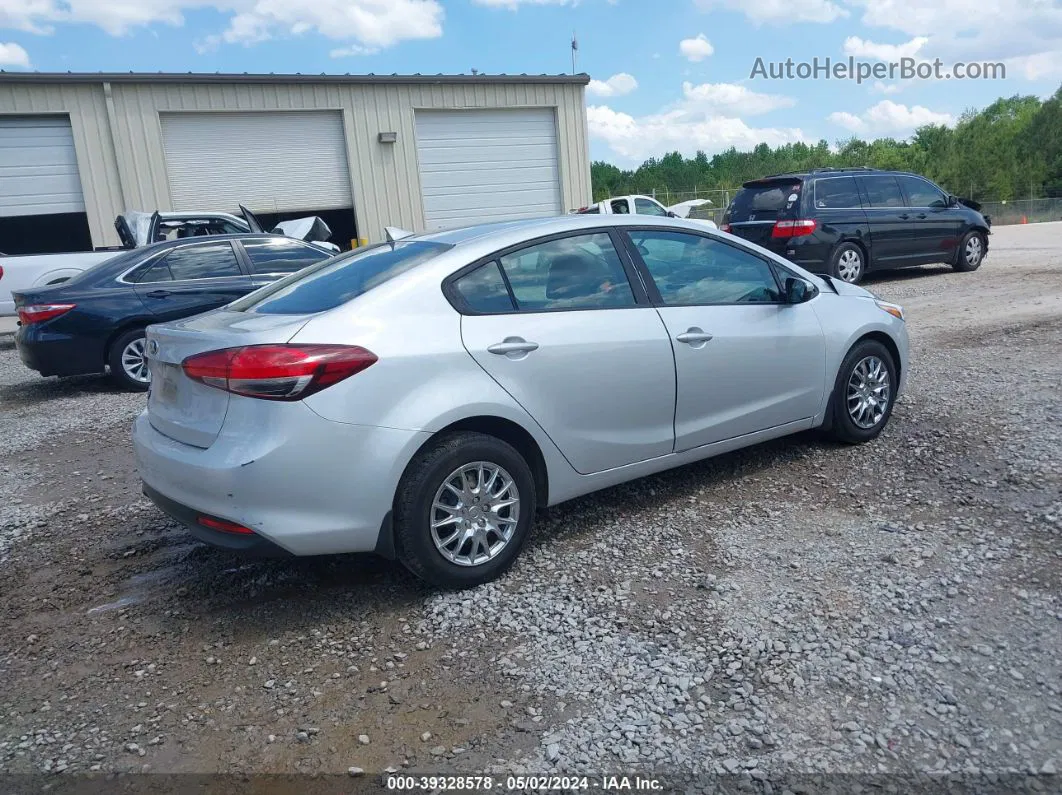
[0,265,4,281]
[17,303,76,325]
[771,219,818,238]
[196,515,255,535]
[182,344,377,401]
[720,223,732,233]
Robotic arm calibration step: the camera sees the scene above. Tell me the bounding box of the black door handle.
[145,290,171,298]
[898,213,910,220]
[916,213,927,219]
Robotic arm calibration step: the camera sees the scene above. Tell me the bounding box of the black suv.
[720,167,991,284]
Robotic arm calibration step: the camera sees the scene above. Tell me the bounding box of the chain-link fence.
[977,198,1062,225]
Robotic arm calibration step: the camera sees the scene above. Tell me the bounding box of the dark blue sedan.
[13,234,333,390]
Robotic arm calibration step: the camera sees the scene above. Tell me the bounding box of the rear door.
[236,237,332,289]
[856,174,915,267]
[723,178,802,252]
[452,230,677,475]
[622,227,825,450]
[132,240,253,322]
[894,175,965,263]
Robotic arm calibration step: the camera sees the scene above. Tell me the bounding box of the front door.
[894,175,966,264]
[132,240,253,321]
[622,228,826,450]
[453,230,676,475]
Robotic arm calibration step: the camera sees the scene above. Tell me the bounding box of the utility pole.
[571,32,578,75]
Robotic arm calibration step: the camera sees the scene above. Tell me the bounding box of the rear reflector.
[182,344,378,401]
[17,303,76,325]
[771,219,818,238]
[197,515,255,535]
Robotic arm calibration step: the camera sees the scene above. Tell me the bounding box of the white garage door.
[161,111,354,213]
[0,116,86,218]
[415,109,562,231]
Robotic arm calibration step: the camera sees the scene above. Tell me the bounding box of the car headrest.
[546,254,599,300]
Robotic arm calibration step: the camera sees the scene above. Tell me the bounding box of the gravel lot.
[1,223,1060,790]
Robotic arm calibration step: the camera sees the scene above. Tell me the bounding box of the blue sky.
[1,0,1059,166]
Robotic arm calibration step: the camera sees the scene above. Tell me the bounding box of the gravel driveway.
[1,223,1060,790]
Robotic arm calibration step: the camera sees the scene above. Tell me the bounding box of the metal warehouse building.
[0,72,592,254]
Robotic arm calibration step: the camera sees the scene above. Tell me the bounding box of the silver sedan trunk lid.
[145,310,313,448]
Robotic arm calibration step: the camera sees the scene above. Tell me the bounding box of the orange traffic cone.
[1021,215,1028,224]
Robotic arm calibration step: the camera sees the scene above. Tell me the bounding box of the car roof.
[412,213,690,248]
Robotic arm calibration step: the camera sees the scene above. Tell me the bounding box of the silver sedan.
[133,214,908,588]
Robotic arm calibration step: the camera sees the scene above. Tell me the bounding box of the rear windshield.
[726,180,801,222]
[232,240,453,315]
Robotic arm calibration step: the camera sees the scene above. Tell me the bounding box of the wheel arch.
[852,330,902,385]
[836,237,869,267]
[103,318,154,367]
[410,415,550,510]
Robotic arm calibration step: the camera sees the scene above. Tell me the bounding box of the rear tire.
[827,339,897,444]
[828,242,865,284]
[394,432,536,589]
[108,328,151,392]
[953,230,986,272]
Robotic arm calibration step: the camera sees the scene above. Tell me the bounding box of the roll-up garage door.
[160,111,354,213]
[415,108,562,231]
[0,115,86,217]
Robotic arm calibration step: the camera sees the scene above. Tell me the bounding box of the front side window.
[635,198,668,217]
[896,175,948,208]
[495,233,636,311]
[162,242,242,281]
[628,230,783,305]
[860,175,905,208]
[813,177,860,209]
[235,241,453,315]
[242,238,329,275]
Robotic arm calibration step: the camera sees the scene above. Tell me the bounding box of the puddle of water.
[85,563,183,615]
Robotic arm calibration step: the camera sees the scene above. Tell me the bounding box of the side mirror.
[784,277,814,304]
[666,210,678,218]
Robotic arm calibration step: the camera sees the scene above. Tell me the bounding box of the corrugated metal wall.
[0,82,124,247]
[0,78,591,247]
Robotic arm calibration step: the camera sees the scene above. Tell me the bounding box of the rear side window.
[164,242,243,281]
[491,233,636,312]
[860,175,905,208]
[727,181,801,221]
[242,237,329,275]
[452,262,515,313]
[813,177,860,209]
[235,241,452,315]
[610,199,631,214]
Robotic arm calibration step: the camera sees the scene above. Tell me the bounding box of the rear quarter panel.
[0,251,119,316]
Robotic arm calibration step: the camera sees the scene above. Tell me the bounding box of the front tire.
[828,242,865,284]
[827,340,897,444]
[953,230,986,272]
[394,432,536,588]
[108,328,151,392]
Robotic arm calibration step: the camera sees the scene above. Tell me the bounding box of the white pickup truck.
[573,194,718,229]
[0,206,340,317]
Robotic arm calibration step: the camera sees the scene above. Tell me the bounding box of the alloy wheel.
[430,462,520,567]
[965,235,983,268]
[121,337,151,384]
[846,355,890,429]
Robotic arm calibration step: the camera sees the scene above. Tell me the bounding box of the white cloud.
[871,81,902,95]
[843,35,928,61]
[0,0,443,49]
[828,100,953,135]
[588,81,804,163]
[0,41,30,67]
[681,81,796,115]
[471,0,572,6]
[329,44,379,58]
[846,0,1062,83]
[694,0,847,25]
[678,34,714,62]
[587,73,638,97]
